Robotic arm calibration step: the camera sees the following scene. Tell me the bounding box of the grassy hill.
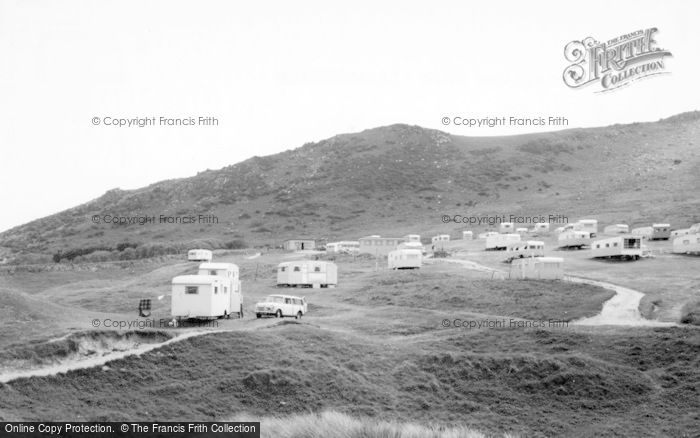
[1,111,699,262]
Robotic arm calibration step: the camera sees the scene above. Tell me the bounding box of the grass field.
[0,250,698,437]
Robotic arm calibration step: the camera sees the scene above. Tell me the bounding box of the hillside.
[2,111,699,261]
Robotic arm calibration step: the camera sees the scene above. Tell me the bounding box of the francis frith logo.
[563,28,672,92]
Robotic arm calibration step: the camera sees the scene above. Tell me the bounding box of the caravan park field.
[0,248,698,437]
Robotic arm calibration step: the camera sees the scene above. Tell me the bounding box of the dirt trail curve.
[0,318,281,384]
[436,258,677,327]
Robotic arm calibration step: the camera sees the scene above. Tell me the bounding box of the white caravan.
[171,262,242,319]
[462,230,474,240]
[277,260,338,288]
[671,229,691,239]
[403,234,421,242]
[326,241,360,254]
[510,257,564,280]
[478,231,499,239]
[558,230,596,249]
[631,227,654,239]
[499,222,515,233]
[505,240,544,259]
[255,295,307,319]
[574,219,598,234]
[431,234,450,251]
[485,233,521,251]
[388,249,422,269]
[187,249,212,262]
[591,236,642,260]
[650,224,671,240]
[672,234,700,255]
[603,224,630,234]
[533,223,550,233]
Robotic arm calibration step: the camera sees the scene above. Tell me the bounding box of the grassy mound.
[345,270,615,321]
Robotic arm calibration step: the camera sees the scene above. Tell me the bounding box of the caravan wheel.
[224,310,230,319]
[295,311,302,320]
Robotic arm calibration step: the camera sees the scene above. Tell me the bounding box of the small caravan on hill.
[462,230,474,240]
[499,222,515,233]
[631,227,654,239]
[398,241,425,252]
[326,241,360,254]
[505,240,544,259]
[171,262,242,320]
[575,219,598,234]
[591,236,642,260]
[277,260,338,288]
[403,234,421,243]
[431,234,450,251]
[516,227,528,235]
[510,257,564,280]
[603,224,630,234]
[187,249,212,262]
[485,233,521,251]
[478,231,499,239]
[672,234,700,255]
[558,230,595,249]
[650,224,671,240]
[533,223,550,233]
[388,248,422,269]
[690,223,700,234]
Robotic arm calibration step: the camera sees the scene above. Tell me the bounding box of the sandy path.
[436,258,676,327]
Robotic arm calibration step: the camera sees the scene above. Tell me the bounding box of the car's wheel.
[276,309,282,318]
[256,313,261,319]
[296,311,302,320]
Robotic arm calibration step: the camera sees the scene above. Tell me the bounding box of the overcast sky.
[0,0,698,232]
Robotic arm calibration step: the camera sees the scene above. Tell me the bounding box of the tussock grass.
[232,411,515,438]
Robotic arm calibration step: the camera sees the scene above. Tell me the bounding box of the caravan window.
[210,270,217,275]
[293,266,301,272]
[185,286,198,294]
[314,266,321,272]
[214,286,218,294]
[224,287,228,294]
[280,267,286,272]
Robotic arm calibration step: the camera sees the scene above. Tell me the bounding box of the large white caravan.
[672,234,700,255]
[510,257,564,280]
[187,249,212,262]
[558,230,596,249]
[388,249,422,269]
[591,236,642,260]
[277,260,338,288]
[171,262,242,319]
[505,240,544,259]
[485,233,521,251]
